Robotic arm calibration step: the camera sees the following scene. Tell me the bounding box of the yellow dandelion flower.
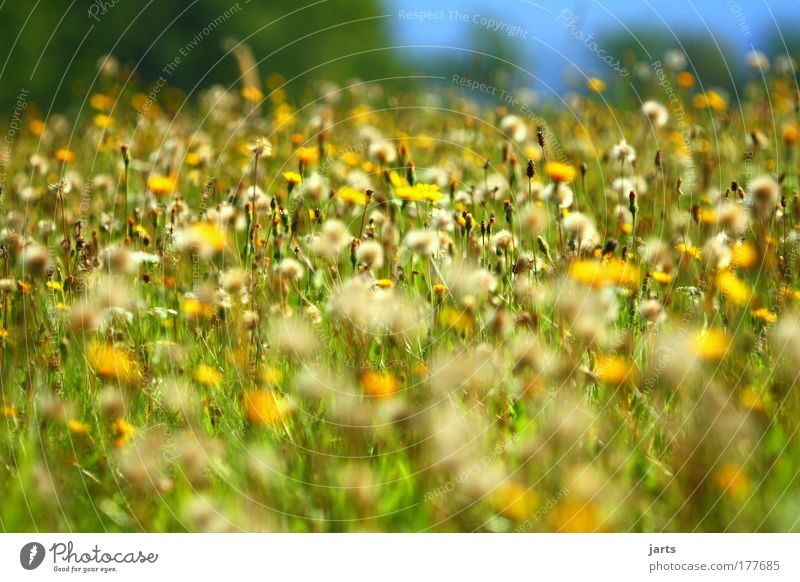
[68,419,90,435]
[714,463,750,500]
[87,342,139,385]
[0,328,9,339]
[676,242,701,259]
[490,481,537,522]
[388,171,408,188]
[676,71,695,88]
[296,147,318,165]
[717,271,751,306]
[90,93,114,111]
[244,390,291,427]
[550,500,602,533]
[784,125,798,145]
[181,298,215,320]
[731,242,758,269]
[93,114,114,129]
[3,405,18,418]
[751,307,777,323]
[739,386,766,412]
[361,370,398,398]
[56,148,76,163]
[147,175,177,196]
[545,161,576,183]
[112,417,136,447]
[698,207,717,224]
[259,366,283,388]
[569,259,640,288]
[651,271,672,284]
[376,278,393,289]
[394,183,443,203]
[693,90,726,111]
[595,355,637,385]
[30,119,46,136]
[691,328,729,361]
[282,171,302,185]
[184,222,226,253]
[241,86,263,102]
[46,280,63,291]
[185,152,203,166]
[194,364,222,387]
[586,77,606,93]
[432,283,447,295]
[439,306,475,334]
[336,186,368,205]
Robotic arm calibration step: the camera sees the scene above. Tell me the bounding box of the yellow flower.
[751,307,777,323]
[394,183,443,203]
[595,356,636,385]
[185,152,203,166]
[147,175,177,196]
[439,306,475,334]
[183,222,227,253]
[693,90,726,111]
[586,77,606,93]
[697,207,717,224]
[375,278,393,289]
[46,280,63,291]
[194,364,222,387]
[651,271,672,284]
[112,417,136,447]
[3,405,18,418]
[676,242,701,259]
[361,370,398,398]
[241,86,264,102]
[784,125,798,145]
[56,148,76,163]
[336,186,368,205]
[93,114,114,129]
[282,171,302,185]
[432,283,447,296]
[30,119,46,136]
[68,419,90,435]
[731,242,757,269]
[714,463,750,500]
[716,271,751,306]
[181,298,215,320]
[296,147,318,165]
[90,93,114,111]
[739,385,766,413]
[388,170,408,188]
[569,259,640,288]
[490,481,537,522]
[691,328,729,361]
[550,500,602,532]
[244,390,291,427]
[545,162,576,183]
[87,342,139,385]
[259,366,283,388]
[676,71,695,88]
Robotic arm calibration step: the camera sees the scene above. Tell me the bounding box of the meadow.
[1,51,800,532]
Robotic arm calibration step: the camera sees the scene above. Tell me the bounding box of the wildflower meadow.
[2,7,800,536]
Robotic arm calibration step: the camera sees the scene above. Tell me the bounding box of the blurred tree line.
[0,0,404,111]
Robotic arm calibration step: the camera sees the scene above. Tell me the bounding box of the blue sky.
[385,0,798,94]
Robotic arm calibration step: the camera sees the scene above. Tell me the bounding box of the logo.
[20,542,46,570]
